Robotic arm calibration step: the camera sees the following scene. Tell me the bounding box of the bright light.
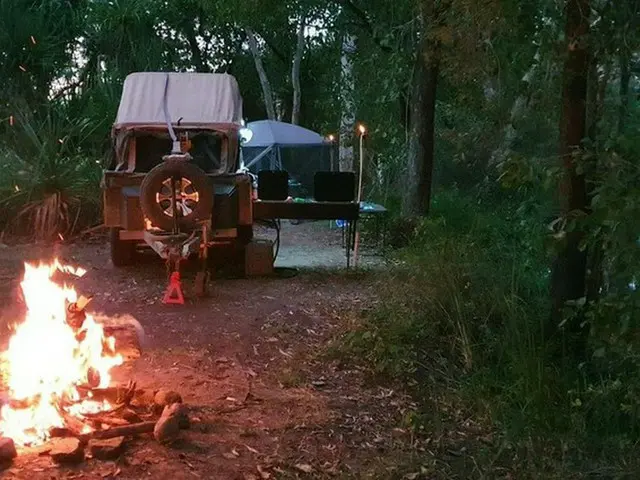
[0,260,122,446]
[239,127,253,145]
[358,124,366,135]
[327,134,335,142]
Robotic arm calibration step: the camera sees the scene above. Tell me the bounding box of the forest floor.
[0,222,434,480]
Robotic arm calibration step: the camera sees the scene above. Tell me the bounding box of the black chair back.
[314,172,355,202]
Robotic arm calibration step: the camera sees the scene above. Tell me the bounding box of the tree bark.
[291,16,306,125]
[402,2,440,217]
[550,0,591,353]
[618,50,631,134]
[585,58,603,302]
[246,28,277,120]
[339,34,357,172]
[489,51,540,167]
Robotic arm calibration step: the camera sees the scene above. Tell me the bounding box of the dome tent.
[241,120,336,198]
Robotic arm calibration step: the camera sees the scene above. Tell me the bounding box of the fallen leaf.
[294,464,314,473]
[245,444,260,454]
[278,348,293,358]
[222,453,237,460]
[257,465,271,479]
[232,448,240,457]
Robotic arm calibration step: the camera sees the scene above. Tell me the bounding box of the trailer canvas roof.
[114,72,243,129]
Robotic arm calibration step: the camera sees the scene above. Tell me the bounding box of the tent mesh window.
[243,144,336,198]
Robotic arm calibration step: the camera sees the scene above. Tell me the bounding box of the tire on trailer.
[140,159,213,232]
[110,228,137,267]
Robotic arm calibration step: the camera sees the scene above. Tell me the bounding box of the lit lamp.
[327,134,336,171]
[353,123,366,267]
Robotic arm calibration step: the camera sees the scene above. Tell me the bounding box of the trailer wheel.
[110,228,137,267]
[140,159,213,232]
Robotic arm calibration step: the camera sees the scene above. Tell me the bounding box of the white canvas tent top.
[113,72,243,129]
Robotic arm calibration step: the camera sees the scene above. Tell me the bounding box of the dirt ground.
[0,223,420,480]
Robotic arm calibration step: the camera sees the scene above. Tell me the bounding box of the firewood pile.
[0,383,191,465]
[48,384,190,464]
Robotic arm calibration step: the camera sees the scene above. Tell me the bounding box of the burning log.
[66,296,92,331]
[86,367,101,389]
[78,380,137,405]
[50,427,75,439]
[122,408,142,423]
[7,397,38,410]
[53,402,89,437]
[81,421,157,441]
[90,416,130,428]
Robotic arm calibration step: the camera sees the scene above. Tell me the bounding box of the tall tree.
[402,0,445,216]
[550,0,591,350]
[291,15,306,125]
[339,34,357,171]
[246,28,278,120]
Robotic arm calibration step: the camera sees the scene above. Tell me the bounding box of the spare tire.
[140,159,213,232]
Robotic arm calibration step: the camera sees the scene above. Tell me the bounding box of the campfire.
[0,260,188,463]
[0,260,123,446]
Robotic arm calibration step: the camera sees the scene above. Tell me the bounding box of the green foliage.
[342,188,549,381]
[337,185,640,475]
[0,105,103,240]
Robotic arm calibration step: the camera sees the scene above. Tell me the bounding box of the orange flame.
[0,261,123,446]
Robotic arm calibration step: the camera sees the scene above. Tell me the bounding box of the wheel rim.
[155,177,201,218]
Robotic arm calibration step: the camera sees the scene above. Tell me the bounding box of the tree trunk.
[246,28,277,120]
[618,50,631,134]
[339,34,357,172]
[550,0,591,354]
[402,3,440,217]
[291,16,306,125]
[489,51,540,167]
[585,58,603,302]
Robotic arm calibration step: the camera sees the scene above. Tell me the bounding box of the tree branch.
[258,34,289,64]
[337,0,393,52]
[246,28,277,120]
[50,79,85,101]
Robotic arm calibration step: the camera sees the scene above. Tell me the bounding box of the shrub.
[337,187,640,475]
[0,106,104,241]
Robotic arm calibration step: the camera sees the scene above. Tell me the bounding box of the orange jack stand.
[162,271,184,305]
